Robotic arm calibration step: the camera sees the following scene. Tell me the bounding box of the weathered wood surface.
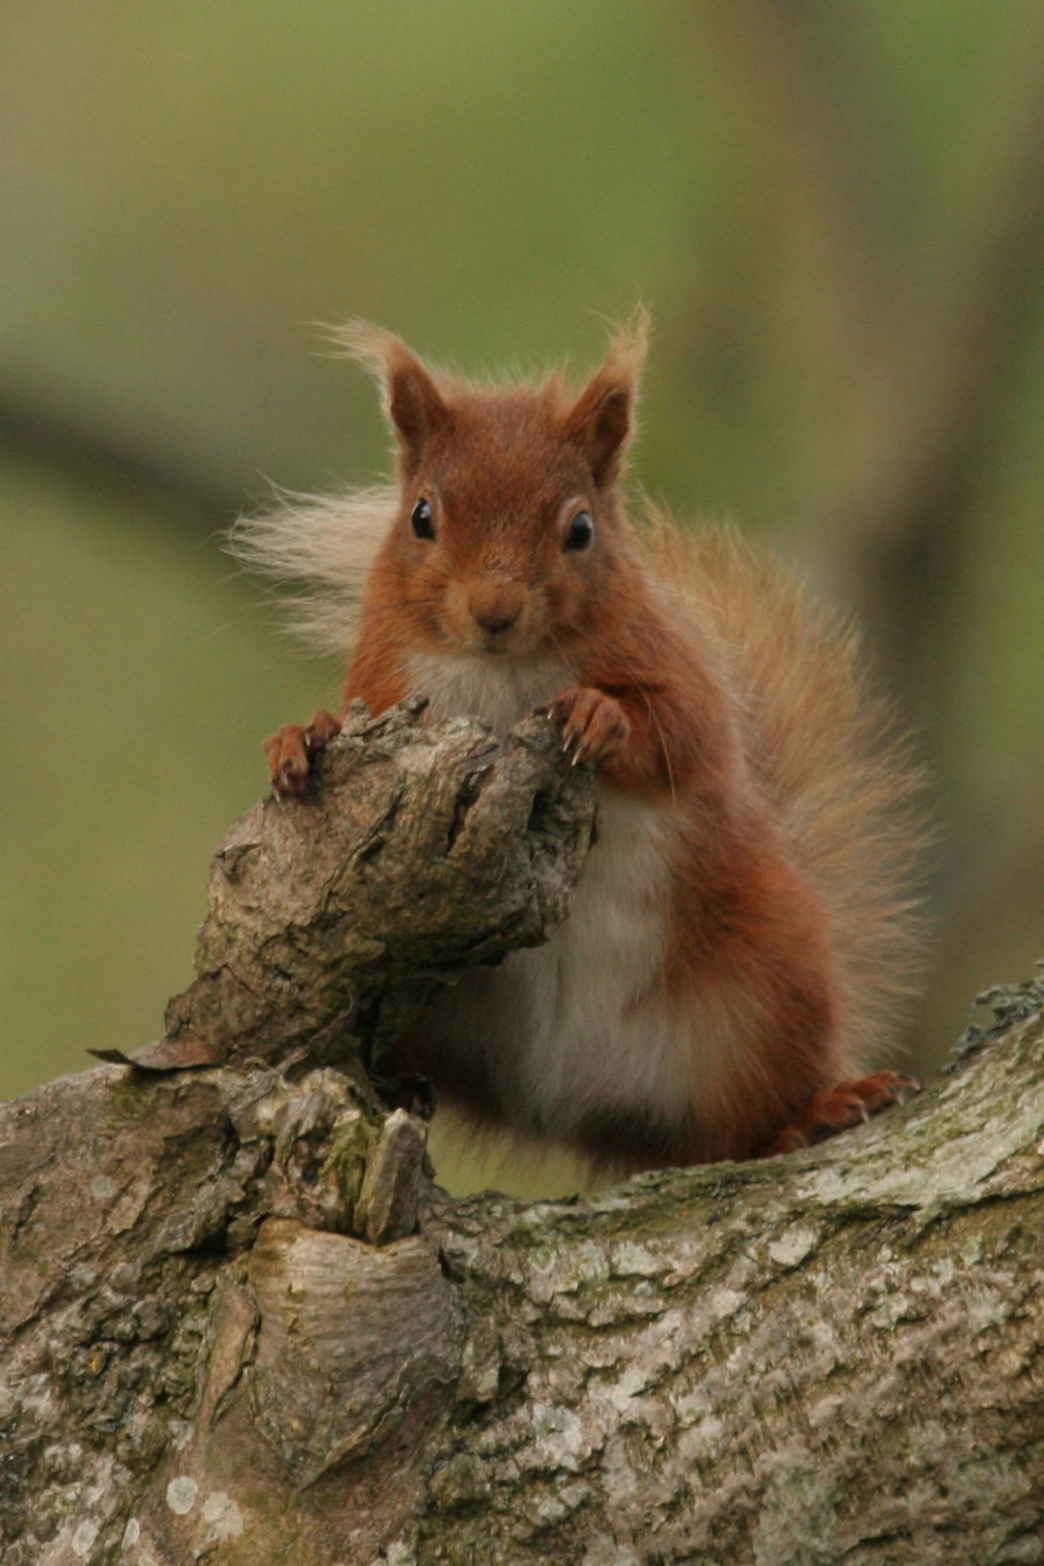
[94,698,597,1078]
[2,703,1042,1565]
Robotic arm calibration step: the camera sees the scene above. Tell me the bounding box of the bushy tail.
[642,511,926,1065]
[227,486,396,658]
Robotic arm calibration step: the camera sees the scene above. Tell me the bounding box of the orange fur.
[235,314,924,1169]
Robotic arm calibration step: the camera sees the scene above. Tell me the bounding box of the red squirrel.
[242,314,922,1168]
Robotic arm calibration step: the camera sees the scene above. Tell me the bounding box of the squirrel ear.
[563,307,649,487]
[328,320,450,477]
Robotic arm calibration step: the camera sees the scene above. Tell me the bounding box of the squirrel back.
[235,316,924,1166]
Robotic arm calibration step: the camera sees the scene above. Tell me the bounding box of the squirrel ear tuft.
[563,307,650,487]
[327,320,450,477]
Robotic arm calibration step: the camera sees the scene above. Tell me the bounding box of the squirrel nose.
[473,606,520,635]
[469,585,523,636]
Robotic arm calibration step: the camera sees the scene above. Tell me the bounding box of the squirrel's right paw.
[263,710,342,798]
[543,684,630,765]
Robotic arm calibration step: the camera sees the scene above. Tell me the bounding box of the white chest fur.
[406,649,573,738]
[406,649,688,1146]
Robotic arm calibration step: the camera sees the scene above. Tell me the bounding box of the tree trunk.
[2,707,1042,1566]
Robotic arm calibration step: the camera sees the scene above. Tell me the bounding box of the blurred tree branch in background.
[688,0,1044,681]
[0,386,240,524]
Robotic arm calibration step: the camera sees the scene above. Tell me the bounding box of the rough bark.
[92,697,596,1082]
[2,707,1043,1566]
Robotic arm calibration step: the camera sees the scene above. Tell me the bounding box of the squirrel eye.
[564,510,594,552]
[411,498,435,541]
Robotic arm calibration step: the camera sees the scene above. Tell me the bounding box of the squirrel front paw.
[263,710,342,798]
[543,685,630,765]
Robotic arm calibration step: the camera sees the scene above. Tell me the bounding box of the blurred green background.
[4,1,1044,1196]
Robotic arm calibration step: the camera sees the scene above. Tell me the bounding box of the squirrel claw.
[562,726,583,761]
[546,684,630,766]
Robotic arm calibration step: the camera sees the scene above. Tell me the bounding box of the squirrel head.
[336,312,649,660]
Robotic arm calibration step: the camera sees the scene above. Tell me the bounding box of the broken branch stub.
[98,700,596,1077]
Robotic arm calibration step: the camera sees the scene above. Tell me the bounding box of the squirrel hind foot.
[761,1070,921,1157]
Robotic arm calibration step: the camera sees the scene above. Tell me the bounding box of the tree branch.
[2,707,1042,1564]
[93,698,596,1080]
